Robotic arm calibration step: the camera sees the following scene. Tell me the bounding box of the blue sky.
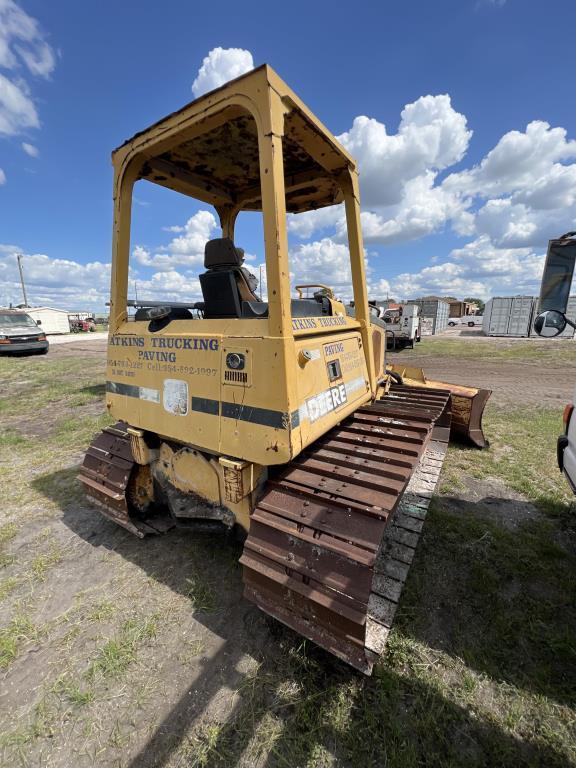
[1,0,575,310]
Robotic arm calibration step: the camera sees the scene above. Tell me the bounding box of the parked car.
[447,315,483,327]
[0,309,49,355]
[534,309,576,492]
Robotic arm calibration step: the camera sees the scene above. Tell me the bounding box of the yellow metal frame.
[105,65,378,470]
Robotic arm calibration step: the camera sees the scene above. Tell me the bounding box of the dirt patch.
[394,350,572,407]
[48,340,108,359]
[1,335,574,767]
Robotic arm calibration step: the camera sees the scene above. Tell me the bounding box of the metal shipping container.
[483,296,534,337]
[407,298,450,334]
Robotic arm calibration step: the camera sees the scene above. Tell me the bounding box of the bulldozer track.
[240,384,452,674]
[80,385,451,674]
[78,423,174,538]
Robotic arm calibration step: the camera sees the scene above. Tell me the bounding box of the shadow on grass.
[33,467,576,767]
[124,647,570,768]
[398,496,576,709]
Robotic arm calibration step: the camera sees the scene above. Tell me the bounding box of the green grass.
[0,615,41,668]
[1,335,575,767]
[0,522,18,546]
[442,404,574,516]
[0,429,28,448]
[0,577,19,601]
[0,354,106,422]
[30,544,63,582]
[85,614,159,681]
[415,336,576,364]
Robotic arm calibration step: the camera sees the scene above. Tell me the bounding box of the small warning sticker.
[163,379,188,415]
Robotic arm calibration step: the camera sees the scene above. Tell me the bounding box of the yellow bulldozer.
[79,65,489,674]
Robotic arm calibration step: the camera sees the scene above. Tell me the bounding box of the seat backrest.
[204,238,242,269]
[200,238,259,318]
[199,271,243,319]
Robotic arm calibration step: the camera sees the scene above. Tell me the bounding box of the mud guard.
[387,364,491,449]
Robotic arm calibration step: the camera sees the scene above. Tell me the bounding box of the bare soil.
[0,336,574,768]
[393,338,573,407]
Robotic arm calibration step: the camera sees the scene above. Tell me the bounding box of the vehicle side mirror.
[36,319,41,325]
[534,310,567,337]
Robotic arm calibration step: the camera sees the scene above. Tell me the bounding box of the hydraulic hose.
[386,369,404,386]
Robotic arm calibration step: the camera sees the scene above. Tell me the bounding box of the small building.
[447,300,475,318]
[26,307,70,335]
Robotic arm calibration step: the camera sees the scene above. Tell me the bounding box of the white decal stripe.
[345,376,367,396]
[139,387,160,403]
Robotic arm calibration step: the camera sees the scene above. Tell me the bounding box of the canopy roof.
[114,65,355,214]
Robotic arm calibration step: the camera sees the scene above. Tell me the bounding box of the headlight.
[226,352,245,370]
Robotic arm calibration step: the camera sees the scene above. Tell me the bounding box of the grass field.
[0,341,575,767]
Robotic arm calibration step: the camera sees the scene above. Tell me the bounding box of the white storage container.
[483,297,534,336]
[26,307,71,335]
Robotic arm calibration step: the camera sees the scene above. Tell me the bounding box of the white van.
[0,309,49,355]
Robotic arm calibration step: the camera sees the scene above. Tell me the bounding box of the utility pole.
[16,254,28,307]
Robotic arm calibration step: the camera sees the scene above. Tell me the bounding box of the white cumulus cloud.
[292,94,473,245]
[389,237,545,301]
[133,210,218,271]
[0,1,55,139]
[21,140,38,156]
[192,47,254,98]
[0,167,5,184]
[0,0,56,78]
[0,245,111,310]
[338,95,471,210]
[0,73,38,135]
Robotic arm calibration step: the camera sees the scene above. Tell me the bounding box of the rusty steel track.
[240,385,452,674]
[78,422,173,538]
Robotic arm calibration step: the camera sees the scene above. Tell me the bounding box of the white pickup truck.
[534,230,576,493]
[448,315,483,327]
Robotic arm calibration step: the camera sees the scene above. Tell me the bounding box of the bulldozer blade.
[388,365,491,449]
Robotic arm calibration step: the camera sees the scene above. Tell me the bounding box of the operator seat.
[199,237,334,320]
[199,238,259,319]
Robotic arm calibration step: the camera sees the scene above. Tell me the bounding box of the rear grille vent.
[224,370,248,384]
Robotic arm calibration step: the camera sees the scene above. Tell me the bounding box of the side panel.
[291,329,370,452]
[105,319,294,466]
